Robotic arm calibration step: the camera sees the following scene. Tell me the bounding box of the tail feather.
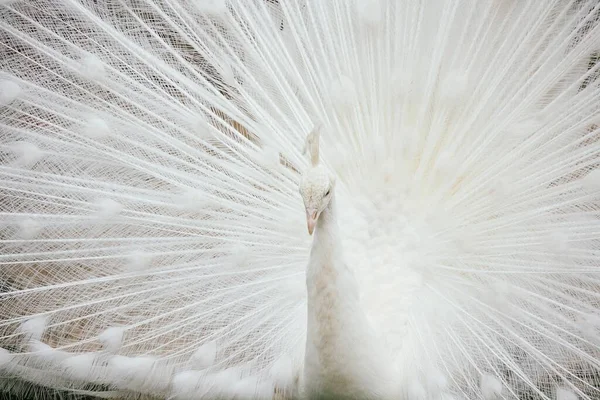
[1,0,600,399]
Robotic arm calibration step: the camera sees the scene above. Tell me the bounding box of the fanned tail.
[0,1,599,399]
[1,0,313,397]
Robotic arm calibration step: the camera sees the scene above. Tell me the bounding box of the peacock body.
[0,0,599,399]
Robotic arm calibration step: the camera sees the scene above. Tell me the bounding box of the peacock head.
[299,126,336,235]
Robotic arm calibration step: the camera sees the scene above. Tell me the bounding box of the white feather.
[407,380,427,400]
[480,374,503,400]
[0,348,12,368]
[83,116,111,139]
[77,54,106,81]
[426,370,448,396]
[356,0,383,25]
[107,355,168,391]
[18,317,48,343]
[580,313,600,345]
[97,326,125,353]
[172,370,203,399]
[189,341,217,370]
[581,170,600,192]
[259,145,281,169]
[0,1,599,399]
[195,0,228,16]
[269,355,294,389]
[0,79,21,105]
[93,198,123,218]
[126,250,153,271]
[233,376,274,400]
[330,75,358,109]
[16,218,42,240]
[60,353,97,381]
[439,72,471,104]
[8,141,43,166]
[556,387,578,400]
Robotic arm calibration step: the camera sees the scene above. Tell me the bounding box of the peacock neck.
[308,196,352,283]
[312,196,339,252]
[303,193,398,399]
[303,193,390,398]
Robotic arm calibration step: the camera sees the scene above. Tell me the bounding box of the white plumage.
[0,0,599,399]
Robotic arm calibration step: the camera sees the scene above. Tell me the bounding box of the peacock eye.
[325,189,330,196]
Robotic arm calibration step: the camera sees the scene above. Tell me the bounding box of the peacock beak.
[306,209,318,235]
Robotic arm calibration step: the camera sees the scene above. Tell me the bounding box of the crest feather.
[304,125,321,166]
